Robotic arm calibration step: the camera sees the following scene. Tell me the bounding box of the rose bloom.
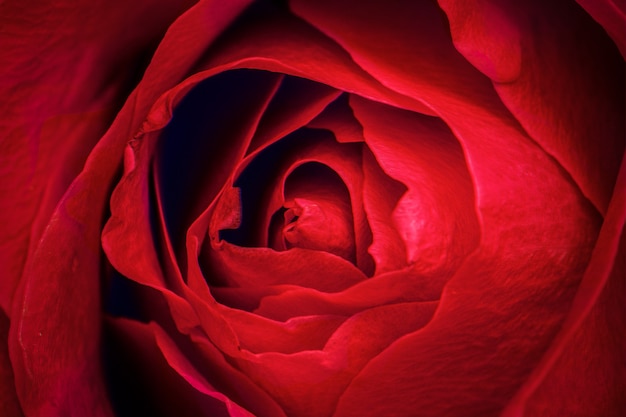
[1,0,624,416]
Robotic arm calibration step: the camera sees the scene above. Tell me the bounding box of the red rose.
[1,1,624,416]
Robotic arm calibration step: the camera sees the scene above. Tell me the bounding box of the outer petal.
[439,0,625,214]
[9,178,115,417]
[575,0,626,58]
[106,318,254,417]
[7,0,253,415]
[289,0,503,118]
[0,312,23,417]
[501,149,626,416]
[0,0,198,316]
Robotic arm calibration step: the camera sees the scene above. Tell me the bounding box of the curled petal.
[502,149,626,416]
[575,0,626,58]
[198,2,435,115]
[351,96,480,274]
[206,244,366,293]
[246,75,341,156]
[252,267,444,321]
[0,0,196,314]
[229,301,437,417]
[106,318,256,417]
[439,0,625,214]
[361,147,408,274]
[0,312,23,417]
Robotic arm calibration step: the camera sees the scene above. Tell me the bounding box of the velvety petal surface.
[229,301,438,417]
[576,0,626,57]
[0,312,23,417]
[439,0,625,214]
[197,2,436,116]
[331,120,601,416]
[0,0,196,315]
[502,149,626,416]
[351,96,480,274]
[106,318,253,417]
[7,1,253,415]
[246,76,341,156]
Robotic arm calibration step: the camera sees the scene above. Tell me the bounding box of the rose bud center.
[282,195,355,262]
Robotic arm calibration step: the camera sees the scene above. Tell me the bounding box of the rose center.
[281,196,355,261]
[269,162,356,263]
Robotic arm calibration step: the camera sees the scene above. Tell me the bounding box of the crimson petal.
[439,0,625,214]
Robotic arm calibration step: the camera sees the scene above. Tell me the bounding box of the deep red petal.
[106,318,253,417]
[0,312,23,417]
[213,308,345,354]
[253,267,443,321]
[6,2,253,413]
[439,0,625,214]
[187,330,289,417]
[0,0,196,315]
[351,96,480,274]
[307,95,365,144]
[361,147,408,274]
[102,70,281,291]
[198,3,436,116]
[229,301,437,417]
[576,0,626,57]
[502,148,626,416]
[9,183,114,417]
[331,123,601,417]
[207,244,365,292]
[246,76,341,156]
[289,0,501,118]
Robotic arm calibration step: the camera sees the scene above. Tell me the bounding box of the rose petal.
[155,70,283,251]
[9,183,114,417]
[280,6,608,414]
[351,96,480,274]
[102,131,206,337]
[102,71,283,353]
[6,1,254,414]
[282,164,356,261]
[0,0,195,315]
[103,69,281,284]
[246,75,341,155]
[213,308,345,354]
[187,330,290,417]
[512,233,626,416]
[229,301,437,417]
[576,0,626,58]
[209,127,373,277]
[253,267,444,321]
[198,1,437,116]
[289,0,501,118]
[361,147,408,274]
[331,100,602,417]
[0,312,23,417]
[205,285,291,312]
[502,148,626,416]
[106,317,254,417]
[261,131,372,272]
[206,243,366,292]
[307,94,365,144]
[439,0,625,214]
[187,231,353,355]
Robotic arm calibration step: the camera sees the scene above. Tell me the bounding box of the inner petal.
[273,162,356,263]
